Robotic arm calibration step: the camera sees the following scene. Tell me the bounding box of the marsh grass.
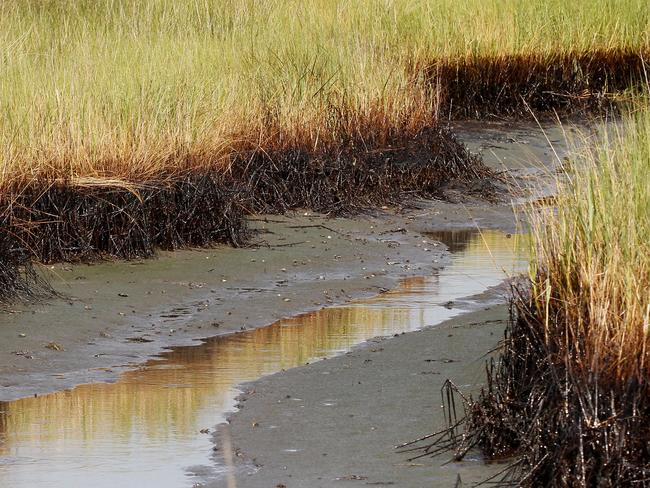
[530,112,650,384]
[406,110,650,486]
[488,110,650,485]
[0,0,649,299]
[1,0,648,189]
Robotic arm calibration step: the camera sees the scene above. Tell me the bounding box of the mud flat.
[216,305,510,488]
[0,206,506,402]
[0,119,582,401]
[0,120,592,487]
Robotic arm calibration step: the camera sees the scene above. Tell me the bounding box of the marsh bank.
[0,120,592,487]
[0,119,577,400]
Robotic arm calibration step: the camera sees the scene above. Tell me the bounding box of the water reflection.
[427,229,494,253]
[0,230,527,488]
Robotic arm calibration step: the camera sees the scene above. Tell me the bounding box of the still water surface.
[0,229,526,488]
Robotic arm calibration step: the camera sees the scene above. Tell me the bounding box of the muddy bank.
[0,229,526,488]
[0,119,585,401]
[0,203,517,402]
[212,304,510,488]
[0,213,435,400]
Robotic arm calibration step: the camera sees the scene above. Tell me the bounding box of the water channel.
[0,229,527,487]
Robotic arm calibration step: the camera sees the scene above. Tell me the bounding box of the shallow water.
[0,230,527,487]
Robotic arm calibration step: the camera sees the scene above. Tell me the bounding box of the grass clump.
[489,112,650,486]
[530,114,650,388]
[409,111,650,485]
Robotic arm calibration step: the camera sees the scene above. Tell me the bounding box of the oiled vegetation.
[476,111,650,486]
[409,111,650,485]
[2,2,650,481]
[0,0,649,299]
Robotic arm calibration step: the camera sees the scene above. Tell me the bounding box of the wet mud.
[0,119,599,487]
[0,230,525,488]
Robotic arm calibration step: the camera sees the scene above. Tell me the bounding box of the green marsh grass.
[531,111,650,385]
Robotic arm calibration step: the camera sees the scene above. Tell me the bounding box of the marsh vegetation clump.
[0,224,49,302]
[427,48,649,118]
[233,126,488,213]
[406,112,650,486]
[2,175,249,263]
